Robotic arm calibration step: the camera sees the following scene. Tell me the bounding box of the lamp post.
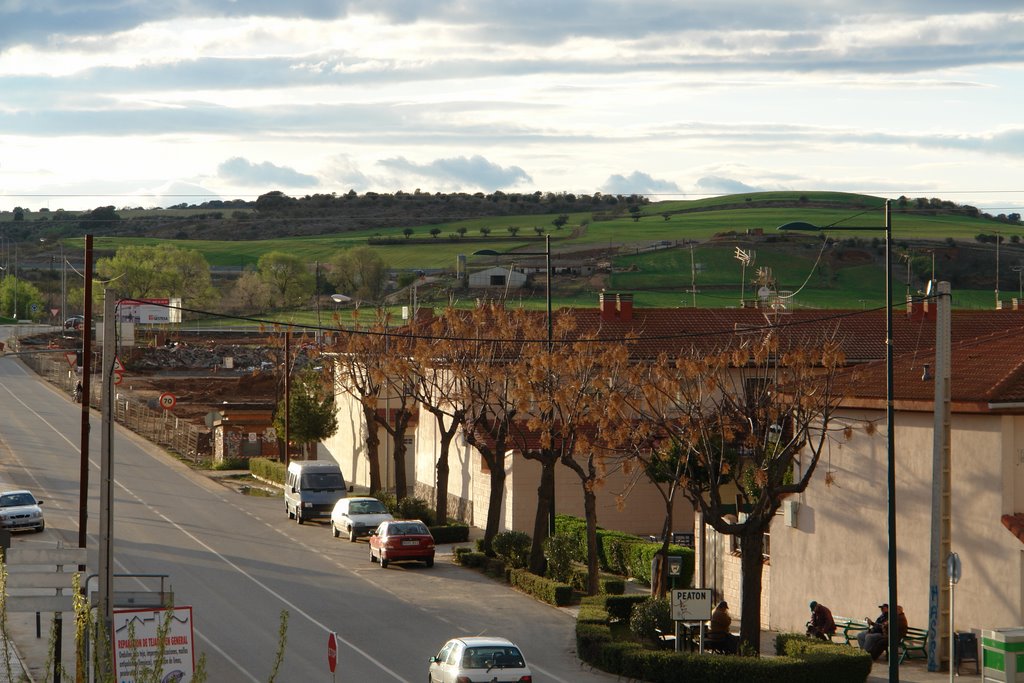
[778,199,898,681]
[473,235,554,535]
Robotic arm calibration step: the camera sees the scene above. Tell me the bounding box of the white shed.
[467,266,528,289]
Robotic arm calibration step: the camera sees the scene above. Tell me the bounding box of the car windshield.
[0,493,36,507]
[349,500,387,515]
[388,522,428,536]
[461,647,524,669]
[300,472,345,490]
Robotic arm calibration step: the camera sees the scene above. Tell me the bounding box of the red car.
[369,520,435,568]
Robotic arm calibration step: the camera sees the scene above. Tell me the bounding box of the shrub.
[508,568,573,607]
[605,595,648,621]
[492,530,531,569]
[213,457,248,471]
[396,496,434,525]
[454,550,488,568]
[429,523,469,544]
[249,458,285,484]
[543,534,576,583]
[629,598,672,644]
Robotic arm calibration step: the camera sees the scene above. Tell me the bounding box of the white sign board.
[113,606,195,683]
[116,298,171,324]
[671,588,713,622]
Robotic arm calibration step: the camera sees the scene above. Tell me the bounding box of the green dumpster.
[983,628,1024,682]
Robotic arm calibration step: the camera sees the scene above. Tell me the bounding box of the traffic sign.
[64,352,77,368]
[947,552,962,585]
[671,588,713,621]
[327,631,338,673]
[159,392,177,410]
[113,356,125,372]
[113,371,123,385]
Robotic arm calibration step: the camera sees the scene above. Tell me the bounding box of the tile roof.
[1002,514,1024,545]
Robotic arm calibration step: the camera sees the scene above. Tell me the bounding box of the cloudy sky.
[2,1,1023,213]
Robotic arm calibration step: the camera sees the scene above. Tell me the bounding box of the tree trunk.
[528,458,555,575]
[434,431,454,525]
[738,528,766,654]
[392,435,407,500]
[483,454,506,555]
[361,404,381,494]
[583,487,600,596]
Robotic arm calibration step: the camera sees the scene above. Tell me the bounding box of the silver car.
[330,497,393,542]
[0,490,44,533]
[428,636,532,683]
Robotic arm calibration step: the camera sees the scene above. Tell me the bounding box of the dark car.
[368,520,435,568]
[63,315,84,330]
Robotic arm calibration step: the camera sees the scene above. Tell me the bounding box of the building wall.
[767,408,1024,636]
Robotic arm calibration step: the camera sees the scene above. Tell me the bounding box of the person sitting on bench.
[865,605,908,661]
[706,601,738,654]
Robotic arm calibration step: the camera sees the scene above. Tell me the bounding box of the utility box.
[983,628,1024,682]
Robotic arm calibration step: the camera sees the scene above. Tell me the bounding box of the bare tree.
[614,330,847,652]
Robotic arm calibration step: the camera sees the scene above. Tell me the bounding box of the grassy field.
[51,191,1024,311]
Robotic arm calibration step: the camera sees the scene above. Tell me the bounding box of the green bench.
[898,627,928,663]
[831,616,869,646]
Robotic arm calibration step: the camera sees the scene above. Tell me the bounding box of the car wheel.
[424,558,433,568]
[332,523,340,538]
[380,555,389,569]
[287,505,294,520]
[296,511,304,525]
[348,527,356,542]
[370,548,377,563]
[35,522,45,533]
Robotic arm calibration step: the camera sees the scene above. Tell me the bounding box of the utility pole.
[97,288,117,677]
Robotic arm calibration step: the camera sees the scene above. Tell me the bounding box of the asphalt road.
[0,327,615,682]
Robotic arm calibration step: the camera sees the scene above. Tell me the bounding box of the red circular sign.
[327,631,337,673]
[158,392,177,410]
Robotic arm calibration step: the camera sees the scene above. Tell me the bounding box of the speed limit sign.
[158,392,177,410]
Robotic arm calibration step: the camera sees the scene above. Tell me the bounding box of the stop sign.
[327,631,337,673]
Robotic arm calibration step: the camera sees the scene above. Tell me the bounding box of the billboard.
[116,299,171,324]
[112,606,196,683]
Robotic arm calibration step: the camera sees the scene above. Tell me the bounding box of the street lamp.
[778,199,898,681]
[472,235,554,535]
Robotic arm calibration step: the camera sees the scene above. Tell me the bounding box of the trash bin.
[956,632,980,675]
[983,628,1024,682]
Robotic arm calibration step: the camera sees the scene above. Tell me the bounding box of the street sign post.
[159,392,177,410]
[327,631,338,679]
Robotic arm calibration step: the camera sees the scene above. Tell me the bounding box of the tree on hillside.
[552,215,569,230]
[507,226,520,237]
[328,246,388,304]
[430,228,442,239]
[612,331,846,652]
[229,270,273,314]
[403,228,414,239]
[258,251,314,308]
[0,277,43,320]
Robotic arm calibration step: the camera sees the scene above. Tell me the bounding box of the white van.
[284,460,348,524]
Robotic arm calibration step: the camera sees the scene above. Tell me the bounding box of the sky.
[2,1,1024,214]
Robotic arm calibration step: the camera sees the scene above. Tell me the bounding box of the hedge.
[554,515,694,587]
[576,596,873,683]
[249,458,286,484]
[429,523,469,544]
[508,568,573,607]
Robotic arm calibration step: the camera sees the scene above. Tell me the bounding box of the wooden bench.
[898,627,928,664]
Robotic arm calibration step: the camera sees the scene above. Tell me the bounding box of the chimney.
[598,292,634,321]
[617,293,634,322]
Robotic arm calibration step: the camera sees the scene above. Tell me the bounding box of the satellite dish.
[331,294,352,304]
[925,280,935,296]
[758,287,772,300]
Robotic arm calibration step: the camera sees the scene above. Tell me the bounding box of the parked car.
[284,460,347,524]
[368,520,435,568]
[0,490,45,533]
[63,315,84,330]
[330,497,393,542]
[428,636,532,683]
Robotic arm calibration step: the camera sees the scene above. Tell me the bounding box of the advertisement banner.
[112,606,195,683]
[116,299,171,324]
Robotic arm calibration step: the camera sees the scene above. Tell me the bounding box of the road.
[0,326,614,682]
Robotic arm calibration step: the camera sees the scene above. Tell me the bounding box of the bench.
[897,627,928,664]
[832,616,869,646]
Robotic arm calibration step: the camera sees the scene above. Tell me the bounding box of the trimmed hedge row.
[508,568,573,607]
[555,515,695,587]
[249,457,286,484]
[569,566,625,595]
[576,596,873,683]
[429,524,469,544]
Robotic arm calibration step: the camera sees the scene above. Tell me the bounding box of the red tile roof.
[1002,514,1024,545]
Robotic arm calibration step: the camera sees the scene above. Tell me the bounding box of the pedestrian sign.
[113,356,125,372]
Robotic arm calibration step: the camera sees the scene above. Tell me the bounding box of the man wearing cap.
[806,600,837,640]
[857,603,889,651]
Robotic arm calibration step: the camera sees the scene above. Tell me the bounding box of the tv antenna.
[734,247,755,307]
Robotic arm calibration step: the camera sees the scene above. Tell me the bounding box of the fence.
[17,346,209,461]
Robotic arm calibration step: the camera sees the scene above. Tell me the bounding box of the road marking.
[0,375,408,683]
